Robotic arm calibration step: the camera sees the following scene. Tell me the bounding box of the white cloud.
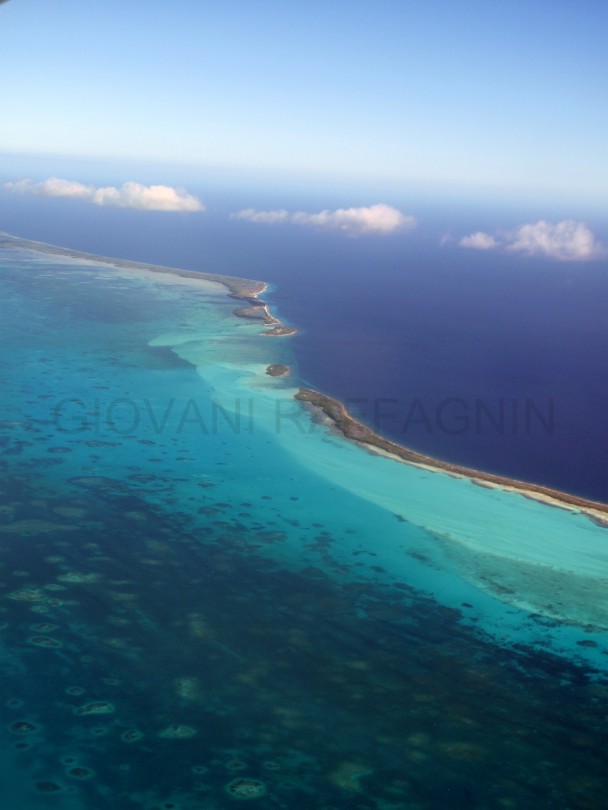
[6,177,93,199]
[458,219,605,262]
[232,208,290,224]
[4,177,204,213]
[232,203,416,234]
[459,231,499,250]
[507,220,604,261]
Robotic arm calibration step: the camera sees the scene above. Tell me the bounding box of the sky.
[1,0,607,206]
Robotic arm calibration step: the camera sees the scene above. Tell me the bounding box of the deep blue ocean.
[2,172,605,502]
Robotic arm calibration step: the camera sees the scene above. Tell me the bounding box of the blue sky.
[1,0,607,204]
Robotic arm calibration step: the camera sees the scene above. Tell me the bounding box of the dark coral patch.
[65,686,86,696]
[121,729,144,743]
[34,780,63,793]
[225,778,267,800]
[67,766,94,780]
[27,636,63,649]
[10,720,37,734]
[74,701,114,716]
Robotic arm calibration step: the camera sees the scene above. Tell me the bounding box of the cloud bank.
[232,203,416,234]
[459,220,605,261]
[4,177,204,213]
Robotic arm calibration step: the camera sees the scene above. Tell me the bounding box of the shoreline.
[295,387,608,522]
[4,231,602,515]
[0,231,265,300]
[0,231,296,337]
[232,299,297,336]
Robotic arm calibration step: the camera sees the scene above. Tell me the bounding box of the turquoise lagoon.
[0,236,607,809]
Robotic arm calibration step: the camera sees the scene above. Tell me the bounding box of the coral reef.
[27,635,63,649]
[328,761,373,792]
[224,777,267,800]
[158,724,197,739]
[121,729,144,743]
[74,702,115,716]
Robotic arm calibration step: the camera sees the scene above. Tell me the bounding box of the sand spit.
[295,387,608,523]
[0,232,264,300]
[1,232,296,338]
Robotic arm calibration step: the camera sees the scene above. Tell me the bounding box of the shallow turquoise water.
[1,241,607,809]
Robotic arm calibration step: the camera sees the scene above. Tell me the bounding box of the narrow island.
[295,387,608,524]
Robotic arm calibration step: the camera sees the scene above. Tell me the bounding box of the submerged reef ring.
[225,760,248,772]
[121,729,144,743]
[58,571,102,584]
[329,761,373,792]
[67,475,123,490]
[10,720,37,734]
[0,519,77,535]
[225,778,267,800]
[174,676,201,700]
[74,701,115,716]
[158,723,197,739]
[29,623,59,633]
[52,506,88,518]
[34,780,63,794]
[66,766,94,780]
[7,587,45,602]
[27,635,63,649]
